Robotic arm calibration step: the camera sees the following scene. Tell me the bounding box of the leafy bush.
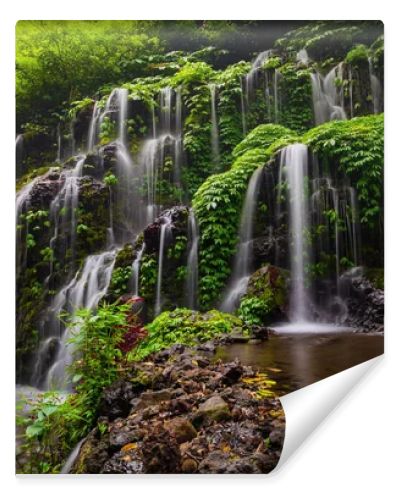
[238,296,272,326]
[130,308,243,360]
[20,304,128,472]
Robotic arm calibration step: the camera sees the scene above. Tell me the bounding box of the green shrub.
[130,308,243,360]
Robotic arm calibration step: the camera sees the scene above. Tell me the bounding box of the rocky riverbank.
[68,343,285,474]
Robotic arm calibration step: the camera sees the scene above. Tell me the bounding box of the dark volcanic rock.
[71,347,285,475]
[339,267,384,331]
[98,380,136,420]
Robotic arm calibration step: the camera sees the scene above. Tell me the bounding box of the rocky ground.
[69,343,285,474]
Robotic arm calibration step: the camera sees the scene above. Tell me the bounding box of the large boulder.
[238,264,288,325]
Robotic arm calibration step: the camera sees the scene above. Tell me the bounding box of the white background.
[1,2,399,498]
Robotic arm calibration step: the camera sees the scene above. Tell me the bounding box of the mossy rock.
[238,265,288,325]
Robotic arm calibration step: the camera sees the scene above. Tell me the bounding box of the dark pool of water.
[214,332,384,395]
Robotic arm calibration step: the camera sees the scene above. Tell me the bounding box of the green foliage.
[103,173,118,186]
[232,124,296,159]
[109,266,132,297]
[193,124,295,308]
[304,114,384,226]
[16,21,161,128]
[275,21,383,61]
[238,296,272,326]
[278,64,314,133]
[130,308,243,361]
[345,44,369,65]
[21,304,128,473]
[139,254,158,302]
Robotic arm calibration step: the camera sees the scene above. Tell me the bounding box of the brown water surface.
[214,332,384,395]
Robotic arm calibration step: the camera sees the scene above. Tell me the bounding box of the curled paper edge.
[275,355,383,471]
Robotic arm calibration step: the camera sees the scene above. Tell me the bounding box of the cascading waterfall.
[311,64,347,125]
[16,134,24,174]
[155,215,172,316]
[48,155,85,275]
[296,49,309,65]
[368,57,382,114]
[282,144,311,323]
[186,210,199,310]
[34,250,116,390]
[245,49,274,100]
[272,144,360,332]
[240,78,247,136]
[131,242,146,296]
[274,70,281,122]
[139,87,184,225]
[87,101,101,152]
[174,86,183,185]
[220,167,264,312]
[209,83,220,170]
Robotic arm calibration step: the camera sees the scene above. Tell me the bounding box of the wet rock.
[141,424,181,473]
[71,429,109,474]
[198,451,231,473]
[339,267,384,331]
[195,395,231,423]
[165,417,198,444]
[98,380,136,420]
[220,362,244,385]
[143,206,189,253]
[131,388,173,411]
[251,326,271,339]
[196,341,216,352]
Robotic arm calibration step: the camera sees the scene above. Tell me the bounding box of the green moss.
[16,166,51,191]
[345,44,369,65]
[365,268,384,290]
[238,265,288,325]
[130,308,244,361]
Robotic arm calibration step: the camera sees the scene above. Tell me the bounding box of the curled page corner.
[276,355,383,470]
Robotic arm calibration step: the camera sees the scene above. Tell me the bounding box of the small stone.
[165,417,197,444]
[181,458,198,473]
[195,395,231,423]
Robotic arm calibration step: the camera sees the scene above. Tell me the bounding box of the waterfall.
[245,49,274,99]
[87,101,101,151]
[311,64,347,125]
[209,84,220,170]
[281,144,311,323]
[117,88,129,145]
[240,78,247,136]
[155,215,172,316]
[48,156,85,274]
[160,87,173,133]
[174,87,182,185]
[220,167,264,312]
[69,120,76,156]
[56,123,62,162]
[16,178,40,278]
[368,57,382,114]
[274,70,280,122]
[16,134,25,176]
[186,210,199,310]
[35,250,116,390]
[131,243,146,296]
[348,66,354,118]
[296,49,309,65]
[60,438,86,474]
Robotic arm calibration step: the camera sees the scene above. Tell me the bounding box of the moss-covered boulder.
[238,265,288,326]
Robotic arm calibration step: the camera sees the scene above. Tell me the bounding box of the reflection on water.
[214,332,384,395]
